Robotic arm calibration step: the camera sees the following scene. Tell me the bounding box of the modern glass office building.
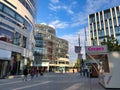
[88,6,120,46]
[0,0,37,78]
[34,24,69,72]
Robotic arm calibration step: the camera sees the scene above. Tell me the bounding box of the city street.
[0,73,107,90]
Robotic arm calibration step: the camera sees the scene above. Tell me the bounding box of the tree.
[101,36,120,51]
[74,58,84,68]
[74,58,80,68]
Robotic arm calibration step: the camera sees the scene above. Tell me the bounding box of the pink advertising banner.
[85,45,108,53]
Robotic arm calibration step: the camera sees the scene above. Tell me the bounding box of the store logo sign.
[86,45,107,53]
[88,47,104,51]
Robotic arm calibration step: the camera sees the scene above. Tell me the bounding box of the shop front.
[85,45,120,88]
[0,49,11,78]
[85,45,109,77]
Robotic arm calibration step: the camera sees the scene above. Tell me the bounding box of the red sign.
[78,54,82,59]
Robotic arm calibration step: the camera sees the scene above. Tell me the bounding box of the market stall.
[85,45,120,88]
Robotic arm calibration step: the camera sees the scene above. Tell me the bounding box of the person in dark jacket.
[23,67,28,81]
[30,67,34,80]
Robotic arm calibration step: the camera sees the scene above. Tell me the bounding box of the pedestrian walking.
[23,67,28,81]
[30,67,34,80]
[36,69,39,77]
[73,69,74,73]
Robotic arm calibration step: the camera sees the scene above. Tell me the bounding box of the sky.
[36,0,120,62]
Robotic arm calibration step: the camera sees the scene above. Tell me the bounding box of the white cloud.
[49,20,68,29]
[48,24,55,29]
[40,22,47,25]
[85,0,110,14]
[50,0,59,4]
[70,0,120,27]
[49,4,61,11]
[49,2,75,15]
[71,12,88,27]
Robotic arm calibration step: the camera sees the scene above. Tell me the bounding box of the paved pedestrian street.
[0,73,117,90]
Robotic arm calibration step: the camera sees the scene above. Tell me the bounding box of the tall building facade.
[0,0,37,78]
[54,38,69,72]
[88,6,120,46]
[34,24,69,72]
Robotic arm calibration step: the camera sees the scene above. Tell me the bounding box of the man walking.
[23,67,28,81]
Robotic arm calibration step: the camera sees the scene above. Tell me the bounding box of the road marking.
[64,83,83,90]
[0,81,22,86]
[12,81,51,90]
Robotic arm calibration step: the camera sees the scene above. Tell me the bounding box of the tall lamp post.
[75,33,82,73]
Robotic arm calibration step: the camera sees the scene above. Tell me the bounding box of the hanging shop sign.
[75,46,81,53]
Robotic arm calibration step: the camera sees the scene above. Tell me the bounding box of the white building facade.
[88,6,120,46]
[0,0,37,78]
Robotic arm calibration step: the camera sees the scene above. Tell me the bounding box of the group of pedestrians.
[23,67,44,81]
[80,65,92,78]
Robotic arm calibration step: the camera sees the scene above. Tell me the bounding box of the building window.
[109,19,112,27]
[105,21,108,28]
[98,29,104,37]
[13,32,21,46]
[116,7,120,17]
[118,17,120,25]
[116,35,120,44]
[94,30,96,36]
[96,14,99,22]
[16,14,24,23]
[100,14,103,21]
[0,27,13,43]
[0,3,3,10]
[101,22,104,29]
[22,36,26,48]
[97,23,100,29]
[113,18,117,26]
[99,37,104,44]
[90,16,95,23]
[3,6,15,18]
[110,27,113,35]
[115,26,120,34]
[0,22,15,30]
[106,28,109,36]
[104,11,110,19]
[112,9,116,18]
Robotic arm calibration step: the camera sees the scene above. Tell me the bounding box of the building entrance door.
[0,60,9,78]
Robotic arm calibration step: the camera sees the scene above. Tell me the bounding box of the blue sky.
[36,0,120,62]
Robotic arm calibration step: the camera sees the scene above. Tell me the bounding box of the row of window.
[0,22,15,30]
[0,2,33,32]
[19,0,36,19]
[0,27,27,48]
[93,27,117,37]
[89,8,120,23]
[90,18,120,31]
